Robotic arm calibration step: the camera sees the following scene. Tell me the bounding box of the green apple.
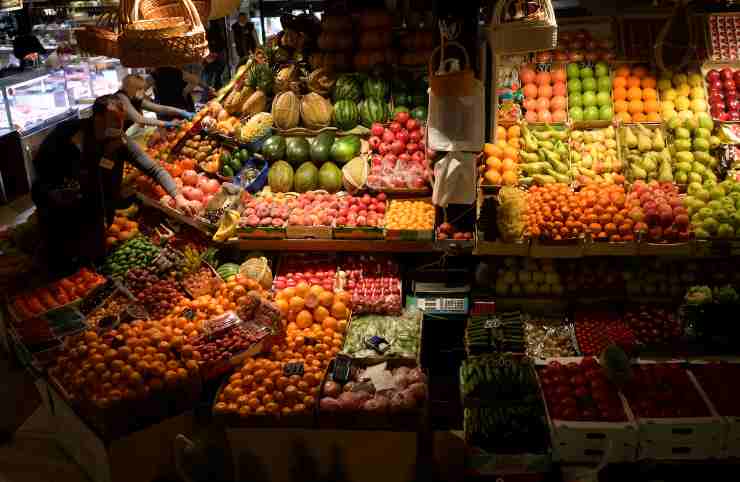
[582,77,597,92]
[599,105,613,120]
[567,63,580,78]
[597,76,611,92]
[582,92,597,107]
[580,67,594,78]
[594,62,609,78]
[569,92,583,107]
[568,79,582,94]
[596,91,611,106]
[584,106,600,121]
[569,106,584,121]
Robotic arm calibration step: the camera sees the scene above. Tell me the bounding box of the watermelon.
[330,136,361,164]
[394,93,410,106]
[268,160,294,192]
[332,100,360,131]
[261,135,286,161]
[332,74,362,103]
[285,137,310,165]
[363,77,389,100]
[359,98,389,127]
[310,131,335,163]
[294,162,319,192]
[318,162,343,193]
[216,263,240,281]
[411,106,428,121]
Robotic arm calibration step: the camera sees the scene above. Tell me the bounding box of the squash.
[241,90,267,116]
[359,29,392,50]
[300,93,333,130]
[271,91,300,130]
[358,9,393,30]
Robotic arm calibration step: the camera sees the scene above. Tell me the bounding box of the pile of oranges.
[106,216,140,248]
[214,283,349,418]
[613,65,660,123]
[524,184,584,241]
[384,200,436,230]
[577,184,635,242]
[481,126,520,186]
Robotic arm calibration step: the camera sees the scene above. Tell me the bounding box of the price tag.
[535,62,552,73]
[332,355,352,383]
[283,362,304,377]
[364,335,390,354]
[484,317,501,329]
[303,336,319,346]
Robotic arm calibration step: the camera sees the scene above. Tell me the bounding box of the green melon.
[359,98,389,127]
[332,74,363,103]
[294,162,319,193]
[268,160,294,193]
[318,162,343,193]
[332,100,360,131]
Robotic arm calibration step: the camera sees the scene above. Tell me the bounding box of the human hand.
[183,112,195,120]
[175,194,197,216]
[164,120,182,128]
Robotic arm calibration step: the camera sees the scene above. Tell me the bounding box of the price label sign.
[484,317,501,329]
[283,362,305,377]
[303,336,319,346]
[332,356,352,383]
[364,335,390,354]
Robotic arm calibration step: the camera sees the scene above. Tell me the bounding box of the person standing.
[231,12,259,60]
[31,95,194,274]
[149,67,213,121]
[116,74,193,130]
[203,20,227,90]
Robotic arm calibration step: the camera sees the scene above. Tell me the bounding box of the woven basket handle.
[96,11,117,28]
[428,41,470,76]
[493,0,554,27]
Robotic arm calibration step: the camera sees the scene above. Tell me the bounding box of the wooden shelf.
[227,239,435,253]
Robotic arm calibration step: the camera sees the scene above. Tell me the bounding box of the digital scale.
[408,281,471,316]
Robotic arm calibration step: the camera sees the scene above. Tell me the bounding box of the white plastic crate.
[634,370,724,461]
[534,358,639,464]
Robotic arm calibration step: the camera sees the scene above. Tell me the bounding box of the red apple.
[395,129,410,144]
[721,68,734,81]
[368,136,381,150]
[390,140,406,155]
[389,122,402,133]
[382,130,395,143]
[379,143,391,155]
[394,111,410,124]
[706,69,721,83]
[371,123,385,137]
[406,119,420,132]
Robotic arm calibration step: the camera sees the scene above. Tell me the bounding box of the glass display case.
[87,56,124,97]
[0,69,75,134]
[64,58,94,104]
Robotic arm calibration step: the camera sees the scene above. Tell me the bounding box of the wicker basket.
[74,11,120,58]
[489,0,557,54]
[139,0,211,24]
[119,0,210,67]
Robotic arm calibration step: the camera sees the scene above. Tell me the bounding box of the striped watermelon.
[358,98,389,127]
[332,100,360,131]
[332,74,362,103]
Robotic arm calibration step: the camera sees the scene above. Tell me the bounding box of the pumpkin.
[358,9,393,30]
[317,32,354,51]
[300,93,333,130]
[271,91,300,130]
[400,30,435,50]
[354,49,397,71]
[322,14,352,33]
[400,49,433,67]
[359,29,392,50]
[309,51,352,72]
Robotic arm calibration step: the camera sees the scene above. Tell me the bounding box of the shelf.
[227,239,435,253]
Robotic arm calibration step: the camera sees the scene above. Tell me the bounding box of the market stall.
[4,0,740,481]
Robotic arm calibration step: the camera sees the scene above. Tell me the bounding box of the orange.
[484,170,502,185]
[278,287,296,300]
[483,143,499,157]
[330,301,348,319]
[507,137,521,149]
[628,100,644,114]
[632,112,647,122]
[613,87,627,101]
[632,66,648,78]
[626,76,641,88]
[486,156,502,171]
[502,146,519,161]
[627,87,642,101]
[318,291,334,307]
[507,125,521,139]
[644,99,660,113]
[641,77,656,89]
[646,112,661,122]
[502,171,518,186]
[308,285,324,298]
[642,88,657,101]
[615,66,631,78]
[336,320,348,333]
[614,100,629,113]
[289,296,305,312]
[335,291,351,306]
[275,299,289,315]
[322,316,338,331]
[613,76,627,89]
[496,125,507,140]
[501,158,516,172]
[295,282,309,298]
[616,112,632,123]
[313,305,330,323]
[296,307,312,331]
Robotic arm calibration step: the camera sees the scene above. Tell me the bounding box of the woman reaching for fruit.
[116,74,195,131]
[31,95,195,275]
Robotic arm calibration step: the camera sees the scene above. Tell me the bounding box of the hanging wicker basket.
[139,0,211,25]
[119,0,209,68]
[489,0,557,55]
[74,11,120,58]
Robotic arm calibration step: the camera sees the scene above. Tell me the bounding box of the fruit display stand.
[535,358,639,464]
[701,61,740,124]
[136,193,215,235]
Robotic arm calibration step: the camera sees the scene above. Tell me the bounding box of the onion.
[389,392,416,413]
[355,391,373,404]
[393,366,411,377]
[394,373,410,390]
[320,397,340,412]
[338,391,361,411]
[407,368,427,384]
[323,381,341,398]
[407,383,427,402]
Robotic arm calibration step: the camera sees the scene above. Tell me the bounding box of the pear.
[623,126,638,149]
[637,133,653,152]
[652,129,665,150]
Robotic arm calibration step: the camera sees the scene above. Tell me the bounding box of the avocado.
[310,131,335,163]
[221,165,235,177]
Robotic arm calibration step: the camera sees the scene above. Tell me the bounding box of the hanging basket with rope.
[74,10,120,58]
[118,0,209,68]
[139,0,211,25]
[489,0,557,55]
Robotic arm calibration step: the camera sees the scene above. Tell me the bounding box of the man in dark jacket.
[31,95,194,274]
[231,12,259,59]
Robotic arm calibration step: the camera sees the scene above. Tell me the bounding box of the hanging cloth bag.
[427,42,485,152]
[489,0,557,55]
